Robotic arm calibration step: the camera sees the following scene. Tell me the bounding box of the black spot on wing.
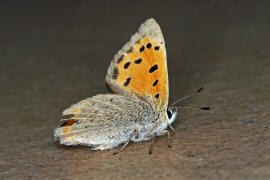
[134,58,142,64]
[123,77,131,87]
[154,46,160,51]
[146,43,152,49]
[152,80,158,86]
[112,67,118,79]
[124,62,130,69]
[149,64,158,73]
[139,45,145,52]
[155,93,159,99]
[117,55,124,64]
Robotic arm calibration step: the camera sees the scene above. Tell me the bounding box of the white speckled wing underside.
[54,94,157,150]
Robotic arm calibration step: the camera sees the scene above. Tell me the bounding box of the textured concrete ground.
[0,1,270,179]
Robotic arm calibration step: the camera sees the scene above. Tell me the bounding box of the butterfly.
[54,18,208,154]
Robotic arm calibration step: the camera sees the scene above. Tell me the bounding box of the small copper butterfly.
[54,18,208,154]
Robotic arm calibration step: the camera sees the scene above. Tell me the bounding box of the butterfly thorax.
[131,109,177,142]
[152,110,177,134]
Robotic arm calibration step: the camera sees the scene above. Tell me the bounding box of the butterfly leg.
[168,124,175,132]
[113,140,130,155]
[113,130,138,155]
[167,131,172,148]
[156,130,173,148]
[148,130,167,154]
[148,134,157,154]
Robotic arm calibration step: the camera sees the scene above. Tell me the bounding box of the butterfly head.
[166,107,178,125]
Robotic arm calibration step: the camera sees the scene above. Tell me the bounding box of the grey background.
[1,1,270,179]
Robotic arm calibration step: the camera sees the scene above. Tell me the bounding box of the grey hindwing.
[54,94,156,148]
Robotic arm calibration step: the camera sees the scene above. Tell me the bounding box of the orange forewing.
[112,37,168,111]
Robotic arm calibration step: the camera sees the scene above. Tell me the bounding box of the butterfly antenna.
[171,106,210,111]
[169,86,204,108]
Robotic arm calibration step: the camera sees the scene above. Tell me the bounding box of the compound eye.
[167,109,172,119]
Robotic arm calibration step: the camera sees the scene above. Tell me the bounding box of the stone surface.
[0,1,269,179]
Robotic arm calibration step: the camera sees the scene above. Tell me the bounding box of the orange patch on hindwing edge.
[72,108,80,113]
[61,119,76,127]
[59,109,80,135]
[60,120,75,135]
[114,37,168,110]
[60,120,76,141]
